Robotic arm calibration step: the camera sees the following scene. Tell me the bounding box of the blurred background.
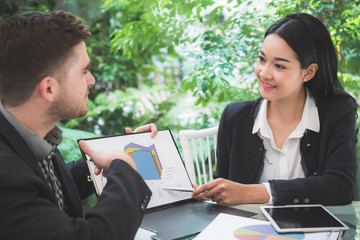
[1,0,359,201]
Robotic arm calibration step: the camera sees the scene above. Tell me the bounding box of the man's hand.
[125,123,157,138]
[79,140,136,177]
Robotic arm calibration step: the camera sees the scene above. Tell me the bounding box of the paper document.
[194,213,340,240]
[134,227,156,240]
[79,130,193,209]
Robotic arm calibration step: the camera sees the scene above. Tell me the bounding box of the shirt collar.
[291,88,320,138]
[252,99,267,134]
[0,101,63,160]
[252,88,320,136]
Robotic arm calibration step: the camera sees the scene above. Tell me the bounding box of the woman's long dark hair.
[265,13,348,101]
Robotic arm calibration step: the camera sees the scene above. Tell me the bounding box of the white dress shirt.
[252,89,320,203]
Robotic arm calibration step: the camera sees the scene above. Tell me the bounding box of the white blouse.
[252,89,320,203]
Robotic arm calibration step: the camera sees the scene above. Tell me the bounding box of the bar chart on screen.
[124,143,163,180]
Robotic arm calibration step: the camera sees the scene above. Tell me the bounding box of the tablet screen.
[260,205,349,233]
[79,130,194,209]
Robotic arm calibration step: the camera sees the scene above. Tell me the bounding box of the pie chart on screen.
[233,224,305,240]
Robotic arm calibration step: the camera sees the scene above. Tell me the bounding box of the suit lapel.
[0,112,46,180]
[0,111,63,208]
[0,112,83,217]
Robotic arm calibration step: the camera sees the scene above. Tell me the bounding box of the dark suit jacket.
[0,112,151,240]
[214,95,358,205]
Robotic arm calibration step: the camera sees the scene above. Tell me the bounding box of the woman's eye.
[275,64,285,69]
[258,56,265,62]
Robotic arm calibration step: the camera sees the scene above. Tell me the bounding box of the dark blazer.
[0,112,151,240]
[214,95,358,205]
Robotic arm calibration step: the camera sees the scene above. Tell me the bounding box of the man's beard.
[48,90,88,121]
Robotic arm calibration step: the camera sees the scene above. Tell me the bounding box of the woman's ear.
[39,76,57,102]
[303,63,318,82]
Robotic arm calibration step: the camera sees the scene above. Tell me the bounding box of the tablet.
[79,130,194,209]
[260,204,349,233]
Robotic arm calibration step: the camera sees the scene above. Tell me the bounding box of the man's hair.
[0,11,91,106]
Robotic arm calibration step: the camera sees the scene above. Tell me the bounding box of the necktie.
[39,144,66,212]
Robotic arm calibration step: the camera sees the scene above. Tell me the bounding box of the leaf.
[194,97,202,106]
[316,4,334,13]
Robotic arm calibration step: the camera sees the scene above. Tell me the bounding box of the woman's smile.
[261,80,277,90]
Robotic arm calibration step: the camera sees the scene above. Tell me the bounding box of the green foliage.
[102,0,184,62]
[66,84,178,131]
[0,0,54,21]
[86,3,154,90]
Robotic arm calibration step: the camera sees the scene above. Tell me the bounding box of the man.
[0,11,155,240]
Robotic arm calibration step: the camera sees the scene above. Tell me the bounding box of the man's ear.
[303,63,318,82]
[39,77,58,102]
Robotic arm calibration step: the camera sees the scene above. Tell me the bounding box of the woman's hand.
[125,123,158,138]
[191,178,270,206]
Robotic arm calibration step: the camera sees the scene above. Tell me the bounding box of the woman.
[192,13,358,206]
